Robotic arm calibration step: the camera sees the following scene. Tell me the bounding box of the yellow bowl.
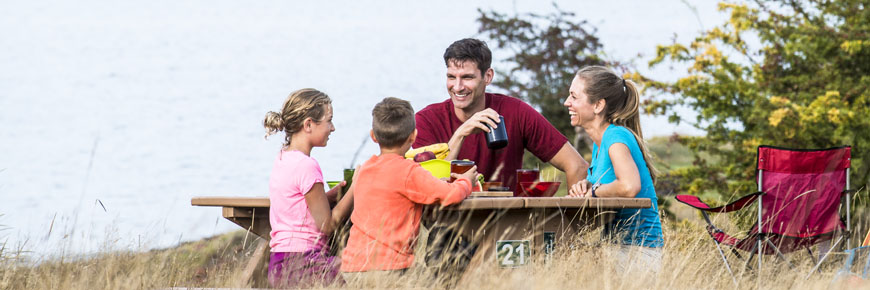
[419,159,450,179]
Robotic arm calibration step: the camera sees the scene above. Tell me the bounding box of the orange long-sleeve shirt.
[340,154,472,272]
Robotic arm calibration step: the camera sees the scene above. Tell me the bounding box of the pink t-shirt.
[268,150,327,252]
[414,93,568,190]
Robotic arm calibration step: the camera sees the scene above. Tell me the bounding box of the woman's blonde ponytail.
[576,66,657,183]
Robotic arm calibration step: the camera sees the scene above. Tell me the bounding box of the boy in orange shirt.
[340,97,477,284]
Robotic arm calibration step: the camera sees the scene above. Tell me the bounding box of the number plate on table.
[496,240,531,267]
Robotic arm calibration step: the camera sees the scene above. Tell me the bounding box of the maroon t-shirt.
[414,93,568,190]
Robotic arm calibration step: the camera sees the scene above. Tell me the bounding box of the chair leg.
[806,246,818,268]
[743,240,759,273]
[805,236,843,280]
[712,239,738,286]
[765,238,794,269]
[731,248,743,260]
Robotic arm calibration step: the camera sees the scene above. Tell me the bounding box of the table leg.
[235,238,269,288]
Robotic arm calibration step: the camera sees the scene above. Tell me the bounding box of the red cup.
[514,169,540,196]
[449,160,475,182]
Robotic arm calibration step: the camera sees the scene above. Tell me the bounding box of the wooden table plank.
[192,196,269,207]
[588,197,652,209]
[469,191,513,198]
[439,197,526,210]
[523,197,588,208]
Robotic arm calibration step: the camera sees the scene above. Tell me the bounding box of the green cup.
[343,168,355,192]
[326,180,344,201]
[326,181,341,190]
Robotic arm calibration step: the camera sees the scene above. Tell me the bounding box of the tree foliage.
[476,5,619,152]
[644,0,870,196]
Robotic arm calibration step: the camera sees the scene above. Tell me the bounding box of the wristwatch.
[590,183,601,197]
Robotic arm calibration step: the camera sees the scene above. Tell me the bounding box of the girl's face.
[563,77,599,127]
[310,105,335,147]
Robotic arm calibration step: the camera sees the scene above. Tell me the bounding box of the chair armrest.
[675,192,763,213]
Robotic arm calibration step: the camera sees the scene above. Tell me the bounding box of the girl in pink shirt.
[262,88,354,288]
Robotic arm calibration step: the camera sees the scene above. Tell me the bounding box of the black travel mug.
[484,115,508,150]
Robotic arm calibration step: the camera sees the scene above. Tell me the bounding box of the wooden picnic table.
[191,194,651,270]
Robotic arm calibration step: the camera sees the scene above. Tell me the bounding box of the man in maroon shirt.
[414,38,589,191]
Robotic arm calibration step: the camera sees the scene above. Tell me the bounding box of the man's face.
[446,60,492,112]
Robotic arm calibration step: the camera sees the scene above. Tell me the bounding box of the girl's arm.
[324,183,341,203]
[304,168,359,234]
[593,143,641,198]
[304,183,354,234]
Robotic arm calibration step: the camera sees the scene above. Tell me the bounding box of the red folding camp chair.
[676,145,853,280]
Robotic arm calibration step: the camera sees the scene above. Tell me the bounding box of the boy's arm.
[330,183,354,225]
[330,165,360,223]
[403,165,472,206]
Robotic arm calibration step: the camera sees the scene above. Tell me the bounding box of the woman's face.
[564,76,597,127]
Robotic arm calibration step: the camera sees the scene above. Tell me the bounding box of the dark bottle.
[484,115,508,150]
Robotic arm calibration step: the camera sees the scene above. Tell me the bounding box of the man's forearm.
[564,163,586,190]
[550,142,589,187]
[446,133,464,161]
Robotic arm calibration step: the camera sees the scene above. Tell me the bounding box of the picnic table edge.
[191,196,651,210]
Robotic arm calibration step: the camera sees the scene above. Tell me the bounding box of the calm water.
[0,0,722,256]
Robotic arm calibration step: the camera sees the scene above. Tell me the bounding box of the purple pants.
[268,249,343,288]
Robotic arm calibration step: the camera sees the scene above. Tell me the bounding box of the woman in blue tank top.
[563,66,664,271]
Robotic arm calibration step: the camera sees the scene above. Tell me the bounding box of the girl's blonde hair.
[263,88,332,146]
[575,66,658,183]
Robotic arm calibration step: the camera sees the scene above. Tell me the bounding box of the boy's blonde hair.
[372,97,415,148]
[263,88,332,146]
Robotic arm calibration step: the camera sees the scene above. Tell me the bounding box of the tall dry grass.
[4,187,870,290]
[336,216,866,290]
[0,230,261,289]
[4,213,867,289]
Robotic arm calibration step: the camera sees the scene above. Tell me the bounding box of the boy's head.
[372,97,416,149]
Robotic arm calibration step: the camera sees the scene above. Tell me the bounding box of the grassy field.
[2,222,867,289]
[2,137,868,289]
[0,230,265,289]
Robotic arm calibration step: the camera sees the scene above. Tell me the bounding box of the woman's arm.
[593,143,641,198]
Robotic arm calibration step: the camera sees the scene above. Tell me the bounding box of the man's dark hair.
[372,97,416,148]
[443,38,492,75]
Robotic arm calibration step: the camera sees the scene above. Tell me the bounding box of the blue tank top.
[589,125,664,248]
